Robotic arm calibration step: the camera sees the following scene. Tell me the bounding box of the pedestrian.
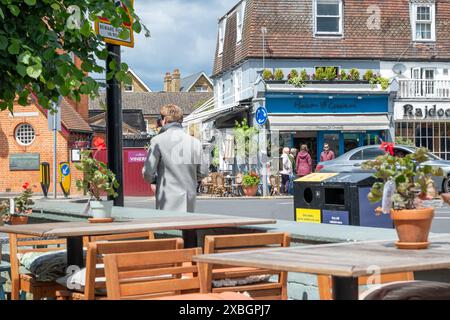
[289,148,297,174]
[296,144,313,177]
[143,104,208,213]
[320,143,335,162]
[280,147,293,194]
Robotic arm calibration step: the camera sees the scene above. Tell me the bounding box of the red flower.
[380,142,395,156]
[93,137,106,151]
[22,182,30,190]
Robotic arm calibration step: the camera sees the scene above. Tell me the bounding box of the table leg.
[182,230,198,248]
[67,236,84,268]
[332,276,359,300]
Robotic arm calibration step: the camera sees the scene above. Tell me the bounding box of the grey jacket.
[142,123,208,213]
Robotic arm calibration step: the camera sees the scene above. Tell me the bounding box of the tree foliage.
[0,0,150,111]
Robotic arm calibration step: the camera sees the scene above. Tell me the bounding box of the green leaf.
[26,64,43,79]
[0,35,7,50]
[18,52,32,65]
[8,41,20,55]
[80,21,91,37]
[51,3,60,11]
[132,21,142,33]
[8,5,20,17]
[0,8,4,20]
[24,0,36,6]
[16,64,27,77]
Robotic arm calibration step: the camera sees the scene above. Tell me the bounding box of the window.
[361,147,385,160]
[124,84,133,92]
[411,67,436,96]
[411,3,435,41]
[234,69,242,103]
[236,1,246,44]
[195,86,208,92]
[444,69,449,76]
[218,18,227,56]
[15,123,36,146]
[315,0,343,35]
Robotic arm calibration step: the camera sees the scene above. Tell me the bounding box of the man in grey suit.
[143,104,208,213]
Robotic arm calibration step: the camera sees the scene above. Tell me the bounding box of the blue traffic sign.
[255,106,268,126]
[61,164,71,177]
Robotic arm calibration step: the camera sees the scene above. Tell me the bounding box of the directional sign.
[95,0,135,48]
[59,162,71,197]
[255,106,268,126]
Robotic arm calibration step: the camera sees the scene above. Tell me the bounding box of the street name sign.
[95,0,135,48]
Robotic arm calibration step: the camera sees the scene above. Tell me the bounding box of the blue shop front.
[264,84,393,167]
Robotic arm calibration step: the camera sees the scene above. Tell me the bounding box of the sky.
[119,0,238,91]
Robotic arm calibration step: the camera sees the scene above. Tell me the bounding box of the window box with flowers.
[242,172,261,197]
[1,182,34,225]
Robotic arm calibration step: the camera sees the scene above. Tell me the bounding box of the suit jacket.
[143,123,208,213]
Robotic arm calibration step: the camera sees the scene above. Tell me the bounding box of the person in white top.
[280,147,293,195]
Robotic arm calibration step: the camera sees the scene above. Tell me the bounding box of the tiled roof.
[89,92,213,115]
[180,72,213,92]
[59,99,92,133]
[213,0,450,76]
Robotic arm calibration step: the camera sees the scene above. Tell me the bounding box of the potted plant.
[242,172,260,197]
[75,137,119,219]
[262,69,273,81]
[1,183,34,225]
[362,146,444,249]
[274,69,285,81]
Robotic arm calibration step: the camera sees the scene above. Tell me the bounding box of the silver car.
[317,145,450,193]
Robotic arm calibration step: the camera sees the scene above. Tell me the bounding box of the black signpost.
[106,44,125,207]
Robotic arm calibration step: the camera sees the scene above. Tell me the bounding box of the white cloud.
[121,0,238,91]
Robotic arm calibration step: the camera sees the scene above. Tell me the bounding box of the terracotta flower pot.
[9,215,29,225]
[243,185,258,197]
[391,207,434,250]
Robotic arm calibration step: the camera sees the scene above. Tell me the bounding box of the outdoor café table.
[0,214,275,268]
[193,235,450,300]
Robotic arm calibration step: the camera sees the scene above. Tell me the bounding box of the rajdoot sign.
[395,102,450,120]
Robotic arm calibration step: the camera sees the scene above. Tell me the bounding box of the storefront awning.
[268,115,390,131]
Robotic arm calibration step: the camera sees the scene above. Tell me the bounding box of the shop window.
[15,123,36,146]
[314,0,343,35]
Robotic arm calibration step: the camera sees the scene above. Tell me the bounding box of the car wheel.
[443,176,450,193]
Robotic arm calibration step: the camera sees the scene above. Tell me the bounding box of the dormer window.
[411,2,435,42]
[218,18,227,56]
[314,0,343,36]
[236,1,246,44]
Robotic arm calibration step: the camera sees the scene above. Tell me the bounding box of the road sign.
[40,162,51,198]
[59,162,71,197]
[95,0,135,48]
[255,105,268,126]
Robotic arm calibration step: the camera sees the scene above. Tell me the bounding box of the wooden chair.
[200,175,214,194]
[82,231,155,247]
[9,234,67,300]
[232,173,244,196]
[60,234,182,300]
[201,232,291,300]
[104,247,204,300]
[317,272,415,300]
[212,173,226,197]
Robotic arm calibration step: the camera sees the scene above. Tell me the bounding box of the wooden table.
[0,214,275,268]
[194,235,450,300]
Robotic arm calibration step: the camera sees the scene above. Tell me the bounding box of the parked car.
[317,145,450,193]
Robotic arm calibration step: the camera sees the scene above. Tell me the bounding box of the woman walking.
[296,145,313,178]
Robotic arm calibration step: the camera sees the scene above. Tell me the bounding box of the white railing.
[398,79,450,99]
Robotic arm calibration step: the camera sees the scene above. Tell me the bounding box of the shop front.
[395,101,450,160]
[265,87,392,166]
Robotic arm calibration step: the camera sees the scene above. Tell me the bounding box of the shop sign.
[128,151,147,163]
[9,153,40,171]
[395,102,450,121]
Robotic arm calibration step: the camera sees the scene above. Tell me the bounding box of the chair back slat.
[84,238,183,300]
[104,248,202,300]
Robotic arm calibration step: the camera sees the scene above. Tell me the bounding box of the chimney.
[164,72,172,92]
[172,69,181,92]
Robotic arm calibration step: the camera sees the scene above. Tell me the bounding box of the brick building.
[0,95,92,195]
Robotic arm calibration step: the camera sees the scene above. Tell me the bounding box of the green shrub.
[289,69,299,79]
[262,69,273,81]
[349,68,360,81]
[314,67,326,80]
[324,67,337,81]
[274,69,285,81]
[340,70,349,80]
[300,69,309,81]
[363,70,375,81]
[288,76,306,88]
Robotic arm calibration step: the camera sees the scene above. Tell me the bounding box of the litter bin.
[293,173,339,224]
[322,173,393,229]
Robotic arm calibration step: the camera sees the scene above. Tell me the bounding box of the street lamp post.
[106,44,124,207]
